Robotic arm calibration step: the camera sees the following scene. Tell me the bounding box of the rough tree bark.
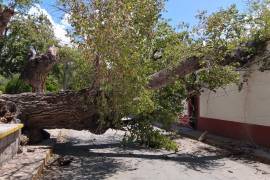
[0,5,14,37]
[0,40,269,143]
[21,46,59,93]
[0,89,114,143]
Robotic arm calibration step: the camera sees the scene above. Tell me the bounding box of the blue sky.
[40,0,249,26]
[31,0,249,44]
[163,0,248,27]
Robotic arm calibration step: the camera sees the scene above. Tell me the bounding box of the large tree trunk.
[0,89,114,143]
[148,56,201,89]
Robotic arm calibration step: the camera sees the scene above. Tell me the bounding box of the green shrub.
[151,81,186,130]
[5,75,31,94]
[4,75,61,94]
[0,75,8,93]
[122,119,179,152]
[46,75,60,92]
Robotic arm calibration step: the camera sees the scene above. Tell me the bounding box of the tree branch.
[148,40,269,89]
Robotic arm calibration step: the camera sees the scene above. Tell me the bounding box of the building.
[182,64,270,147]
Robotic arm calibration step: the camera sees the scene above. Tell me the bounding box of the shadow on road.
[43,142,128,180]
[42,139,226,180]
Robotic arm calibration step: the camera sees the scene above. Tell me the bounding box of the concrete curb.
[0,124,23,140]
[178,127,270,164]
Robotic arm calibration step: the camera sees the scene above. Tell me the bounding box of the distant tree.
[0,13,58,76]
[56,46,92,91]
[0,0,40,37]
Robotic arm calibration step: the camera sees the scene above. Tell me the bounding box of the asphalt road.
[42,129,270,180]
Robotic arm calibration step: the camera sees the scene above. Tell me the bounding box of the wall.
[198,64,270,147]
[0,130,21,167]
[200,64,270,126]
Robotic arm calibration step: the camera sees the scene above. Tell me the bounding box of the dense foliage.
[60,0,164,126]
[0,14,57,76]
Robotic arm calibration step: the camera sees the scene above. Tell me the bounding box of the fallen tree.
[2,0,270,144]
[0,39,269,143]
[0,89,110,143]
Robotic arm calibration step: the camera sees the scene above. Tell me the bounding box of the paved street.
[42,129,270,180]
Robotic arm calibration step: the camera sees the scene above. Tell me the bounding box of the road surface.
[42,129,270,180]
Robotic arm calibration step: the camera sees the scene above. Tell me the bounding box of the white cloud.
[61,13,71,27]
[28,4,71,45]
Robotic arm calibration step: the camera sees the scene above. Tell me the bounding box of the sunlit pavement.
[42,129,270,180]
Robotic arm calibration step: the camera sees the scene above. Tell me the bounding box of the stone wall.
[0,124,23,166]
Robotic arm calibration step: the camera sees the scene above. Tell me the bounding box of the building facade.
[184,64,270,147]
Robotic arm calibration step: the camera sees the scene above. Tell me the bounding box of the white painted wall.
[200,64,270,126]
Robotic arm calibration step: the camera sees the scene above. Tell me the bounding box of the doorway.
[188,96,199,129]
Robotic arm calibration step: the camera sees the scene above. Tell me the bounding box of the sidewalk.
[177,126,270,164]
[0,145,52,180]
